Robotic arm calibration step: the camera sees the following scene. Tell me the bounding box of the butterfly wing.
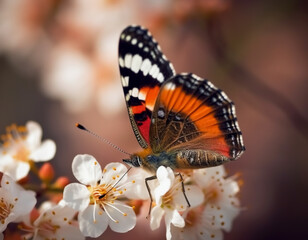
[119,25,175,148]
[149,73,245,167]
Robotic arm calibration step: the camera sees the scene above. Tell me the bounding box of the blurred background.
[0,0,307,239]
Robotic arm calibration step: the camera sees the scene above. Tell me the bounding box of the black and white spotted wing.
[118,25,175,149]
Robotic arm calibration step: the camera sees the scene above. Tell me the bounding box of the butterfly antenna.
[76,123,131,156]
[99,166,132,199]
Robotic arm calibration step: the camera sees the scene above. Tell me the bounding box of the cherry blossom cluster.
[0,121,241,239]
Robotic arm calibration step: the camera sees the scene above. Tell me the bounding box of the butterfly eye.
[123,156,142,168]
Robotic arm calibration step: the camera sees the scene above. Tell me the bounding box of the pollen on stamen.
[211,234,215,238]
[14,198,18,201]
[64,217,67,221]
[94,161,97,165]
[99,211,103,215]
[5,181,9,184]
[52,211,56,215]
[132,180,135,183]
[112,176,116,180]
[113,167,117,171]
[123,213,127,216]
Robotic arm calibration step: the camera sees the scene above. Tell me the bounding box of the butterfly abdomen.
[175,150,230,169]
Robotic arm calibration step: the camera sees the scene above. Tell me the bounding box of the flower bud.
[39,163,54,182]
[54,176,70,189]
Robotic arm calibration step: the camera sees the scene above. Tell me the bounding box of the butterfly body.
[119,26,245,174]
[125,149,230,173]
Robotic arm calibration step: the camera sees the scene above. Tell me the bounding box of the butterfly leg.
[175,172,191,208]
[145,175,157,218]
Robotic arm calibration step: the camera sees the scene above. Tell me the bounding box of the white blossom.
[171,166,241,240]
[30,201,84,240]
[63,154,136,238]
[0,121,56,180]
[0,174,36,233]
[150,166,204,240]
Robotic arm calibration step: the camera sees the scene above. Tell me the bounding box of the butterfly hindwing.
[119,25,175,148]
[149,73,245,166]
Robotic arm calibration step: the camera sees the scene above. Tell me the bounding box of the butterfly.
[119,25,245,175]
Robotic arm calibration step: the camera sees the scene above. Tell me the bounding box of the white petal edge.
[63,183,90,211]
[25,121,42,149]
[165,210,185,240]
[101,162,128,186]
[72,154,102,185]
[107,201,136,233]
[150,206,165,230]
[78,205,108,238]
[29,139,56,162]
[12,189,37,217]
[173,185,204,209]
[54,224,85,240]
[154,166,174,202]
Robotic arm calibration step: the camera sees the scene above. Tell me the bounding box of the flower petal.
[72,154,102,185]
[55,224,85,240]
[1,174,20,194]
[101,162,128,186]
[193,166,226,188]
[45,205,77,226]
[25,121,42,149]
[63,183,90,211]
[150,206,164,230]
[0,158,30,181]
[124,169,151,200]
[169,209,185,228]
[12,189,36,217]
[29,139,56,162]
[165,210,185,240]
[173,185,204,209]
[78,205,108,238]
[106,201,136,233]
[154,166,174,202]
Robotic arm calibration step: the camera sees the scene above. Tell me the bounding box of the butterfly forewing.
[119,25,175,148]
[149,74,245,166]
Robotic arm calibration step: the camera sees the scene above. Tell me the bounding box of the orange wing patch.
[140,86,160,112]
[159,86,224,137]
[150,74,243,159]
